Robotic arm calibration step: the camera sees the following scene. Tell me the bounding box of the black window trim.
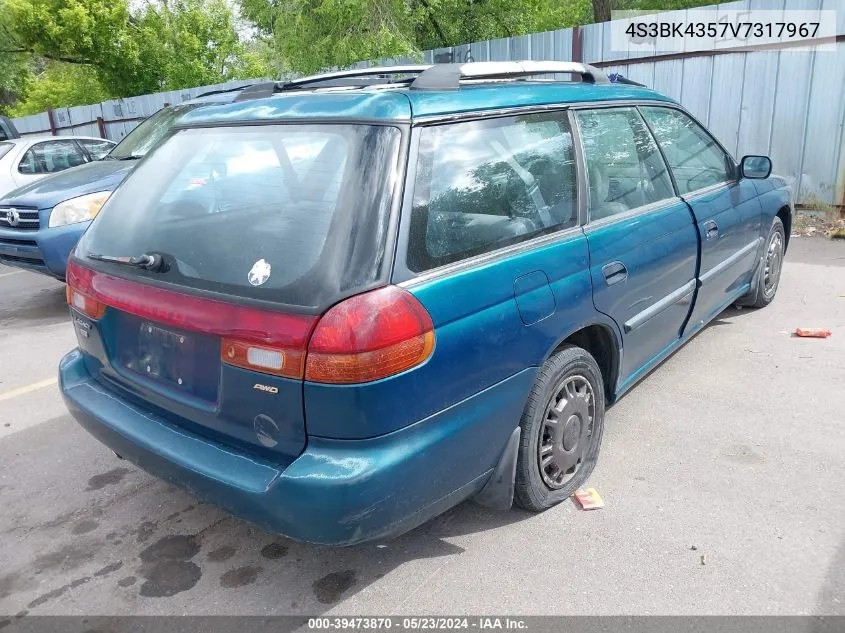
[393,105,584,284]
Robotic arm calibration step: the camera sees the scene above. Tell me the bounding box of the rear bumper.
[0,221,87,280]
[60,349,534,545]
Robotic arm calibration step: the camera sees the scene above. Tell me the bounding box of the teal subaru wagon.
[60,62,791,545]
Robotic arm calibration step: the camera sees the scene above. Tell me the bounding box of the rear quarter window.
[406,112,578,273]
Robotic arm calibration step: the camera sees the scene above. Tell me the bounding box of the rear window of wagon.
[77,124,404,310]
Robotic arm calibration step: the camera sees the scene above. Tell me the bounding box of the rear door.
[640,106,763,330]
[574,106,699,390]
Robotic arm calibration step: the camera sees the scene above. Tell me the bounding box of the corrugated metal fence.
[11,79,261,143]
[11,0,845,206]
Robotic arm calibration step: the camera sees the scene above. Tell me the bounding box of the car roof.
[178,80,673,127]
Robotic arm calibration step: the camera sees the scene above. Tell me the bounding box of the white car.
[0,135,116,198]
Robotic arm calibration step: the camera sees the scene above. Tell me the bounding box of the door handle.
[704,220,719,240]
[602,261,628,286]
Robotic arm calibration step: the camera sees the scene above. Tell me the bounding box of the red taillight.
[305,286,435,384]
[66,260,434,383]
[66,261,106,319]
[66,259,317,378]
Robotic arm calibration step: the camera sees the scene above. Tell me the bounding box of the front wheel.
[514,345,606,512]
[741,216,785,308]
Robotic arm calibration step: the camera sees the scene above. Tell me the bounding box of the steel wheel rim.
[538,374,595,489]
[763,231,784,297]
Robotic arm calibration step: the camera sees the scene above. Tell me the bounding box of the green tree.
[594,0,724,22]
[0,0,272,109]
[237,0,593,75]
[9,62,111,116]
[0,53,30,115]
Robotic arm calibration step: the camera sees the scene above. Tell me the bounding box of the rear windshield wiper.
[87,252,166,272]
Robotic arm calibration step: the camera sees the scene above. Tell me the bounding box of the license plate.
[133,322,195,390]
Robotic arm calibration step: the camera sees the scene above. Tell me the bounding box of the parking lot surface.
[0,237,843,617]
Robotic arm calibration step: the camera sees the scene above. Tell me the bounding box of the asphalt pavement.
[0,237,843,616]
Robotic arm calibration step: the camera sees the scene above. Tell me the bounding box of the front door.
[640,106,763,330]
[575,107,699,391]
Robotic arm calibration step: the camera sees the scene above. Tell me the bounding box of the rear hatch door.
[70,122,404,462]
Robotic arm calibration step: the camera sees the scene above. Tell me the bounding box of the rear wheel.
[514,345,605,512]
[741,217,785,308]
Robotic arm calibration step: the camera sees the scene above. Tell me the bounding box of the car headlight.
[48,191,111,228]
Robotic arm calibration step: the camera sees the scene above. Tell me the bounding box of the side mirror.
[740,155,772,179]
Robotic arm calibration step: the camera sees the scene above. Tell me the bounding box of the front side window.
[640,106,734,194]
[18,140,87,174]
[576,107,674,221]
[79,139,115,160]
[407,112,578,272]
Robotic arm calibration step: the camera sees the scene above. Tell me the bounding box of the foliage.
[0,0,273,112]
[0,53,31,115]
[239,0,723,76]
[237,0,594,75]
[596,0,725,22]
[8,62,111,116]
[0,0,737,115]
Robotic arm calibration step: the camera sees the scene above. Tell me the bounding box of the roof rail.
[195,83,260,99]
[279,66,431,91]
[410,61,610,90]
[608,72,646,87]
[233,82,282,102]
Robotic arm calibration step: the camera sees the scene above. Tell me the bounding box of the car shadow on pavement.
[0,283,67,327]
[0,427,537,617]
[815,536,845,620]
[704,305,754,328]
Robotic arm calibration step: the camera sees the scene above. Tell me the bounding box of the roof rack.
[195,83,262,99]
[234,82,284,102]
[608,72,646,87]
[228,62,611,102]
[410,61,610,90]
[231,67,431,102]
[278,66,430,91]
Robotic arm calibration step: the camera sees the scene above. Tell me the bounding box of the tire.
[741,216,786,308]
[514,345,606,512]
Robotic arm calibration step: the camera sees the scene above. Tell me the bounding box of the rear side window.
[18,140,87,174]
[78,124,402,310]
[407,112,578,272]
[640,106,734,194]
[576,107,674,221]
[0,143,12,160]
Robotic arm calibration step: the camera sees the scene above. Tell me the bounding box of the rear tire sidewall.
[515,345,606,511]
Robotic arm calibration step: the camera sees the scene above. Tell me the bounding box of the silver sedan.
[0,135,115,198]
